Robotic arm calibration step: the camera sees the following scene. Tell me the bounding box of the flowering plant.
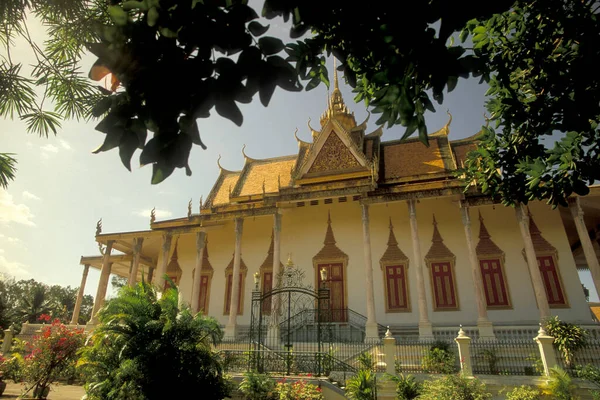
[275,377,323,400]
[23,319,85,399]
[37,314,51,323]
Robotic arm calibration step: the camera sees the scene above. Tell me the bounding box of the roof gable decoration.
[313,211,348,262]
[424,215,456,262]
[294,121,372,181]
[380,218,409,265]
[166,238,183,281]
[476,212,505,257]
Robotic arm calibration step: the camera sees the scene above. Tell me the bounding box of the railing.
[471,339,541,376]
[217,349,357,375]
[394,338,459,374]
[557,339,600,376]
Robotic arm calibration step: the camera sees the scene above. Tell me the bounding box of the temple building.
[73,71,600,341]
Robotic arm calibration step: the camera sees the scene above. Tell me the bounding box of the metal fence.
[557,339,600,376]
[471,339,541,376]
[394,338,459,374]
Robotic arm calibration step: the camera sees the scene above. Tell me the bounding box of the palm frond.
[0,153,17,188]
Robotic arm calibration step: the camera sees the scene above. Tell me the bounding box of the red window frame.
[479,259,510,307]
[261,271,272,314]
[384,264,409,311]
[430,261,457,310]
[537,255,566,305]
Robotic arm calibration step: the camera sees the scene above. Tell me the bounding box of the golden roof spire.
[324,210,336,245]
[319,57,355,128]
[333,57,339,91]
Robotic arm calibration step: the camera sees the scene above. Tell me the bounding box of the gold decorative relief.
[308,131,361,174]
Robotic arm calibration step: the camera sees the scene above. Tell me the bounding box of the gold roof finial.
[199,195,203,212]
[217,154,223,170]
[95,218,102,236]
[187,198,192,219]
[333,57,339,91]
[150,207,156,224]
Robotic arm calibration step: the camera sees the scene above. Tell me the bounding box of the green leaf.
[147,7,159,27]
[447,76,458,92]
[248,21,269,37]
[91,97,112,118]
[151,163,175,184]
[215,98,243,126]
[92,127,124,153]
[258,37,284,55]
[108,5,128,26]
[119,131,139,171]
[306,76,320,91]
[160,27,178,38]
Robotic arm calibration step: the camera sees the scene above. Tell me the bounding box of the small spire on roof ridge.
[327,210,332,224]
[478,209,484,222]
[333,57,339,91]
[389,217,393,230]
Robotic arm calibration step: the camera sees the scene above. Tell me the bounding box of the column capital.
[568,196,584,217]
[459,204,471,226]
[133,237,143,253]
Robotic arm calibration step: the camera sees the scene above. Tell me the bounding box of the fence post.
[455,326,473,377]
[1,329,12,354]
[383,327,396,375]
[534,323,557,376]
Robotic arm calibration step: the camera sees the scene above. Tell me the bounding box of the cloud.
[134,208,172,219]
[0,189,35,226]
[0,234,26,249]
[59,139,72,150]
[0,254,31,279]
[22,191,41,201]
[41,144,59,153]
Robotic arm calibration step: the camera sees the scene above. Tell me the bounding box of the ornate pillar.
[268,212,282,343]
[515,203,550,319]
[459,204,495,339]
[90,240,114,323]
[225,218,244,339]
[128,237,144,287]
[147,266,155,283]
[407,199,432,337]
[70,264,90,325]
[191,231,207,313]
[156,233,172,291]
[361,204,379,341]
[569,197,600,298]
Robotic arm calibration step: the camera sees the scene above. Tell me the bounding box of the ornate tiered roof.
[425,215,455,261]
[313,212,348,261]
[380,218,409,263]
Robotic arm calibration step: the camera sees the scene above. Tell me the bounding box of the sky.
[0,6,597,303]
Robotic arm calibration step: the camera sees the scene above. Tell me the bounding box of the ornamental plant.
[419,374,492,400]
[275,377,323,400]
[545,316,587,368]
[421,341,456,374]
[22,319,85,399]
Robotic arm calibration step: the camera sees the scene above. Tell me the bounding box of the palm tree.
[17,284,51,323]
[79,282,229,400]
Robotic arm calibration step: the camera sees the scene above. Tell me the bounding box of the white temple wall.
[171,198,592,328]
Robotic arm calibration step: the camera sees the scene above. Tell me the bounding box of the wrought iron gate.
[248,259,332,375]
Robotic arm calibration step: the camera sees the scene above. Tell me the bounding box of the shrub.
[239,371,276,400]
[544,366,579,400]
[0,353,25,382]
[357,351,375,372]
[275,377,323,400]
[345,369,376,400]
[545,316,587,368]
[419,374,492,400]
[422,341,455,374]
[22,319,85,399]
[502,385,541,400]
[577,364,600,399]
[78,282,229,400]
[393,373,421,400]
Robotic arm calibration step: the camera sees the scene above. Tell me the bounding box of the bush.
[502,385,541,400]
[275,377,323,400]
[422,341,455,374]
[545,316,587,368]
[544,366,579,400]
[393,373,421,400]
[419,374,492,400]
[357,351,375,372]
[577,364,600,399]
[0,353,25,382]
[21,320,85,399]
[239,371,276,400]
[78,282,229,400]
[345,369,376,400]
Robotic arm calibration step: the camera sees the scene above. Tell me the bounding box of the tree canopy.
[1,0,598,207]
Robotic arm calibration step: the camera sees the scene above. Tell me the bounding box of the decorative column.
[90,240,114,324]
[225,218,244,339]
[156,233,172,291]
[515,203,550,319]
[407,199,432,337]
[455,326,473,377]
[70,264,90,324]
[191,231,207,313]
[147,266,155,283]
[569,197,600,298]
[361,204,379,341]
[268,212,282,344]
[128,237,144,287]
[534,323,557,376]
[459,204,495,339]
